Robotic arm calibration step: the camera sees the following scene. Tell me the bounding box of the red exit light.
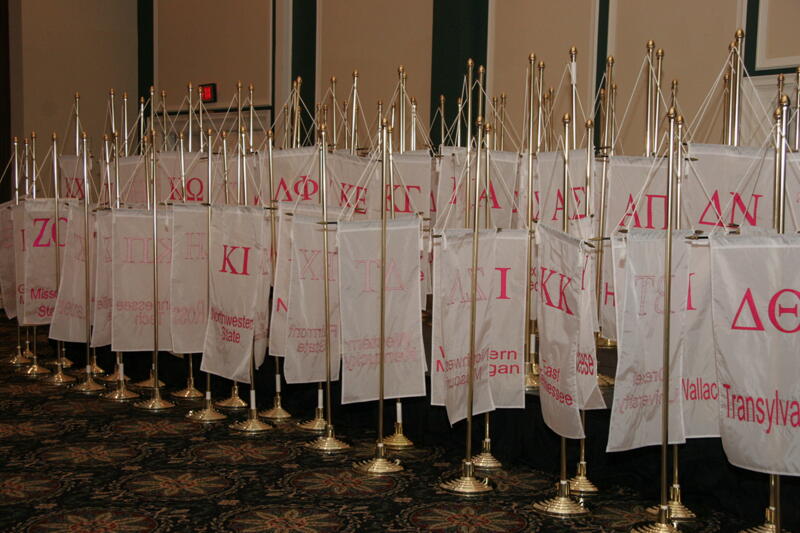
[199,83,217,104]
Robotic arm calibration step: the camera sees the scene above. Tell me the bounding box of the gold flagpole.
[42,133,75,385]
[188,83,193,152]
[306,123,350,453]
[330,77,338,150]
[260,130,293,423]
[570,48,578,150]
[500,93,506,151]
[231,126,272,434]
[24,132,51,377]
[645,41,655,156]
[161,90,168,151]
[732,29,744,147]
[350,72,359,154]
[123,91,129,156]
[456,97,462,147]
[8,137,28,367]
[533,114,589,518]
[354,118,403,474]
[135,130,174,411]
[631,107,679,533]
[739,96,788,533]
[439,116,492,495]
[399,67,406,153]
[187,129,227,423]
[524,53,539,391]
[646,113,695,522]
[73,133,105,394]
[653,49,664,154]
[383,124,414,450]
[102,131,140,401]
[464,60,474,228]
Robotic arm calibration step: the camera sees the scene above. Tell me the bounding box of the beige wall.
[609,0,739,153]
[489,0,597,152]
[156,0,273,110]
[317,0,433,149]
[9,0,138,158]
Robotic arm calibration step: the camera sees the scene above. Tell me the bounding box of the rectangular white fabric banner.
[536,225,585,439]
[607,229,687,452]
[58,155,90,200]
[201,206,268,383]
[283,214,341,384]
[576,219,606,411]
[338,218,427,404]
[91,211,113,347]
[710,233,800,476]
[0,203,18,319]
[50,203,94,342]
[431,229,496,425]
[22,199,67,325]
[111,209,173,352]
[264,147,321,207]
[392,153,433,219]
[170,205,209,354]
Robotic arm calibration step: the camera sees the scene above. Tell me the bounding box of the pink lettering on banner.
[388,184,422,214]
[219,245,251,275]
[619,193,667,229]
[63,177,85,199]
[168,177,183,201]
[730,287,800,333]
[551,187,587,221]
[539,267,574,315]
[32,217,68,248]
[722,384,800,434]
[698,191,763,227]
[186,177,205,202]
[539,364,574,406]
[435,345,488,390]
[340,182,368,214]
[682,377,719,401]
[273,176,319,203]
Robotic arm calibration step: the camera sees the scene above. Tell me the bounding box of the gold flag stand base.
[298,407,327,433]
[73,375,105,394]
[215,384,248,409]
[305,425,350,453]
[98,368,129,384]
[533,480,588,518]
[632,522,679,533]
[9,349,31,366]
[102,381,139,402]
[56,355,75,369]
[597,374,615,387]
[42,367,76,385]
[472,439,502,471]
[646,485,694,521]
[440,460,492,495]
[71,362,105,377]
[353,442,403,475]
[383,422,414,449]
[132,373,164,389]
[24,362,51,377]
[171,383,203,400]
[134,391,175,411]
[187,398,228,423]
[740,507,784,533]
[259,394,292,422]
[569,461,599,497]
[230,410,273,434]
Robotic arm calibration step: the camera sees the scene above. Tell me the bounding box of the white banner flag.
[201,206,268,383]
[23,199,67,325]
[338,218,427,404]
[50,203,94,342]
[607,230,687,452]
[58,155,90,200]
[170,205,209,353]
[111,209,173,352]
[283,214,341,383]
[0,203,17,319]
[576,219,605,410]
[431,229,496,425]
[710,233,800,475]
[91,211,113,347]
[536,225,585,439]
[326,151,379,218]
[392,153,433,219]
[435,149,470,230]
[534,150,594,234]
[265,147,321,208]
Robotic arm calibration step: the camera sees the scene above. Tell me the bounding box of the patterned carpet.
[0,323,763,532]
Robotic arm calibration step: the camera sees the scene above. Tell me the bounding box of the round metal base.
[41,369,76,385]
[631,521,678,533]
[739,523,784,533]
[646,501,695,521]
[440,475,492,495]
[472,451,502,471]
[230,415,273,434]
[297,414,327,433]
[101,385,139,402]
[305,432,350,453]
[259,405,292,421]
[597,374,615,387]
[57,357,75,369]
[215,395,248,410]
[569,474,599,497]
[532,494,589,518]
[353,456,403,475]
[24,363,51,377]
[134,396,175,411]
[171,385,204,400]
[98,369,129,383]
[186,405,227,423]
[525,361,540,390]
[131,376,165,389]
[9,352,32,366]
[70,362,106,377]
[383,422,414,449]
[72,377,106,394]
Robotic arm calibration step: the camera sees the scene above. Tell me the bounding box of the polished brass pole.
[645,41,655,156]
[330,77,338,150]
[73,133,105,394]
[464,60,474,228]
[439,117,492,495]
[187,83,193,152]
[439,95,446,148]
[569,47,578,150]
[161,90,168,151]
[732,29,745,147]
[187,128,227,423]
[525,53,540,391]
[500,93,507,151]
[653,49,664,154]
[123,91,130,156]
[632,108,679,533]
[350,72,359,154]
[306,124,349,453]
[8,137,28,367]
[456,97,463,147]
[399,66,406,153]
